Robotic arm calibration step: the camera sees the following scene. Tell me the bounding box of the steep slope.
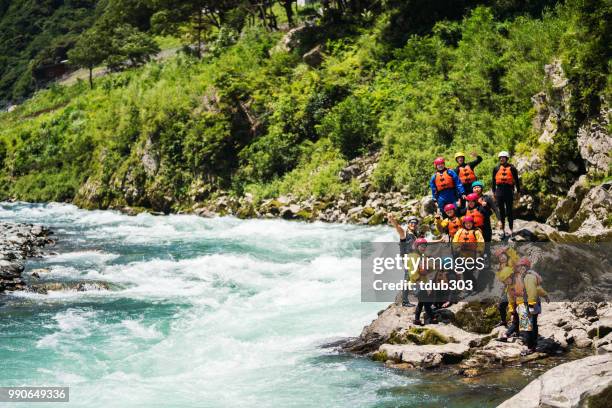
[0,2,609,224]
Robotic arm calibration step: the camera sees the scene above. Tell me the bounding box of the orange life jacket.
[434,170,455,192]
[447,216,462,237]
[465,207,485,228]
[495,165,514,185]
[457,228,479,243]
[458,165,476,185]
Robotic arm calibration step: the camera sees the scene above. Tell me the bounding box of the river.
[0,202,540,407]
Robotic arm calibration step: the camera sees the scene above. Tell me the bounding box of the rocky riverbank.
[337,300,612,380]
[111,155,611,243]
[0,222,54,293]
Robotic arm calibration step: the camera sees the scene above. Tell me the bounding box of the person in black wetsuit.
[492,151,520,238]
[388,214,420,307]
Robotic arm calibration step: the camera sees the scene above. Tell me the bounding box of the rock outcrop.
[340,300,612,376]
[577,105,611,174]
[497,353,612,408]
[0,222,53,293]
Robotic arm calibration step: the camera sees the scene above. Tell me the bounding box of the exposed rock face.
[577,105,611,173]
[514,191,612,243]
[276,24,312,52]
[531,60,571,146]
[514,153,543,174]
[497,354,612,408]
[547,175,590,229]
[340,299,611,376]
[0,222,53,293]
[512,219,559,242]
[566,181,612,241]
[140,137,159,177]
[303,45,324,67]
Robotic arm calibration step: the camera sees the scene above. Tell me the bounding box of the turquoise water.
[0,202,528,407]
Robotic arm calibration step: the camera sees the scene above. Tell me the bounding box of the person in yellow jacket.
[494,246,519,327]
[504,258,548,354]
[435,203,464,242]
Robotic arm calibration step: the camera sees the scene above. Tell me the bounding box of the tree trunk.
[88,67,93,89]
[196,9,203,58]
[282,0,294,27]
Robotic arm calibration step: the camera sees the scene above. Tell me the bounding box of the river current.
[0,202,535,407]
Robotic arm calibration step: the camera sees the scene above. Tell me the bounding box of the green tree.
[151,0,239,58]
[67,28,110,88]
[105,24,160,71]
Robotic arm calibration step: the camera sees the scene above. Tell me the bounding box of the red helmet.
[433,157,445,166]
[443,203,456,212]
[463,216,474,224]
[415,238,428,246]
[466,193,479,201]
[515,258,531,268]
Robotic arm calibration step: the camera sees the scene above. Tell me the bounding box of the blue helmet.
[472,180,484,189]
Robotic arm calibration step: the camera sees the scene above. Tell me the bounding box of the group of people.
[430,150,520,242]
[387,151,545,355]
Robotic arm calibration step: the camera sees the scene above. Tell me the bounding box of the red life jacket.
[458,165,476,185]
[465,207,485,228]
[434,170,455,192]
[447,216,462,237]
[495,165,514,185]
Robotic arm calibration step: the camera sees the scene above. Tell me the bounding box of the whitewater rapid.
[0,202,408,407]
[1,202,532,407]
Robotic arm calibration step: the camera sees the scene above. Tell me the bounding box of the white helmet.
[406,216,420,224]
[498,151,510,158]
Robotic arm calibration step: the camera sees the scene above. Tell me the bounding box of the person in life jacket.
[408,238,436,325]
[493,246,519,328]
[452,216,485,244]
[454,152,482,195]
[429,157,465,218]
[492,151,520,237]
[452,216,484,288]
[503,258,549,353]
[388,213,420,307]
[465,192,493,241]
[471,180,500,222]
[434,203,464,242]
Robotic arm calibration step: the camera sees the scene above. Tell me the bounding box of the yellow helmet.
[454,152,465,160]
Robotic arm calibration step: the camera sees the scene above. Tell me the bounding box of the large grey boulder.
[497,354,612,408]
[419,196,436,218]
[566,181,612,241]
[546,175,590,228]
[380,342,471,369]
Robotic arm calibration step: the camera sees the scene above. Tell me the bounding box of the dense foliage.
[0,0,609,214]
[0,0,100,104]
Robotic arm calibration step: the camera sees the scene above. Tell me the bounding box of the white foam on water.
[2,202,415,407]
[37,310,98,348]
[45,250,120,265]
[121,319,163,340]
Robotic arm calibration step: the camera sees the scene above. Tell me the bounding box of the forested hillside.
[0,0,100,104]
[0,0,609,221]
